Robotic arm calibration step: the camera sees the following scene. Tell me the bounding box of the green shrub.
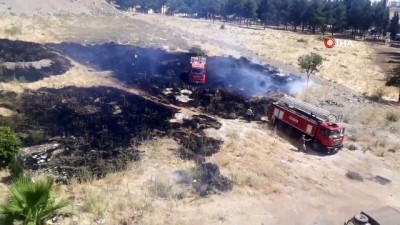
[4,25,22,36]
[297,38,308,44]
[0,176,71,225]
[8,157,24,179]
[0,127,21,168]
[386,111,399,122]
[189,46,207,56]
[374,88,386,101]
[316,35,328,41]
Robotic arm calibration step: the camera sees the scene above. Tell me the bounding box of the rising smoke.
[206,56,308,98]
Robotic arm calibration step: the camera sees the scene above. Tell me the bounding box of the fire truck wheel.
[275,120,284,130]
[354,214,368,223]
[312,141,320,151]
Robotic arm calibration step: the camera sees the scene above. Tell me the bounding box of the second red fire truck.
[188,56,207,84]
[268,95,346,153]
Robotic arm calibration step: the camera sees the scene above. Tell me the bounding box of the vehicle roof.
[362,206,400,225]
[320,122,346,129]
[191,63,205,69]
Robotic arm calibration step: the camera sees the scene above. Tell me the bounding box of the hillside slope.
[0,0,118,16]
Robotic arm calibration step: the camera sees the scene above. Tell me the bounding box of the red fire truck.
[267,95,346,153]
[189,56,207,84]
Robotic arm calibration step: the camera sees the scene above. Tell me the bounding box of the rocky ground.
[0,4,399,225]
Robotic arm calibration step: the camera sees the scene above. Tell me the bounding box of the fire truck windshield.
[191,68,204,74]
[329,128,344,137]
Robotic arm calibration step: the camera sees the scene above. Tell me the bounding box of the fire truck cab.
[268,95,346,153]
[189,56,206,84]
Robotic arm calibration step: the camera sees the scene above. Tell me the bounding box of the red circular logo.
[324,37,336,48]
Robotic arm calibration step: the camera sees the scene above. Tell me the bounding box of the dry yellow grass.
[0,171,10,203]
[60,138,197,225]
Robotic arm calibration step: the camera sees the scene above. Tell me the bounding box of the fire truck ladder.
[191,57,206,64]
[279,95,336,122]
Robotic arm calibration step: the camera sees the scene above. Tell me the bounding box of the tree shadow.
[378,51,400,63]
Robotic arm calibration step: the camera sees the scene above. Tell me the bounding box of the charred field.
[0,39,71,82]
[0,39,303,190]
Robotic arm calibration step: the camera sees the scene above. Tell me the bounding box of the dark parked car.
[345,206,400,225]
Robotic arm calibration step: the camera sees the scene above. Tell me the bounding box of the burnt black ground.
[46,42,297,119]
[47,42,301,97]
[0,40,300,190]
[0,39,71,82]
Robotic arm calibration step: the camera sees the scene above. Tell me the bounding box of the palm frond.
[0,176,70,225]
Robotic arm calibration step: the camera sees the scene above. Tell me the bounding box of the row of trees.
[111,0,392,37]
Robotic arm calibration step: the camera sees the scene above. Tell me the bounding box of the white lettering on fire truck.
[289,116,298,123]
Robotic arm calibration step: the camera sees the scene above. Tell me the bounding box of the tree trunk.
[398,87,400,102]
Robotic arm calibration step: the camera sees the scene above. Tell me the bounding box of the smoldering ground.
[0,39,307,195]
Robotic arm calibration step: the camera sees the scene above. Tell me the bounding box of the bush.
[373,88,386,101]
[297,38,308,44]
[4,25,22,36]
[0,176,71,225]
[386,111,399,122]
[316,35,328,41]
[189,46,207,56]
[8,157,24,179]
[0,126,21,168]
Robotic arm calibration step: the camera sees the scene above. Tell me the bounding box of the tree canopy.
[298,52,323,86]
[112,0,392,37]
[386,65,400,102]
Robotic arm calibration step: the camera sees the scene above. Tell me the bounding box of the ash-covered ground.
[0,39,306,193]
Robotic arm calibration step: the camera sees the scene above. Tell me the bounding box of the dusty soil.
[0,10,399,225]
[0,0,118,16]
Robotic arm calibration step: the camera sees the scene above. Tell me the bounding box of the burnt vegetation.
[0,39,71,82]
[47,42,296,118]
[0,39,299,192]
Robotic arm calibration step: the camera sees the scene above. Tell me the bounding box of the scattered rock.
[175,94,192,103]
[369,175,391,185]
[346,171,363,182]
[180,89,192,95]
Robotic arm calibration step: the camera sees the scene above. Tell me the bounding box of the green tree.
[308,0,326,34]
[0,127,21,168]
[242,0,257,26]
[389,12,399,40]
[386,66,400,102]
[331,0,347,34]
[289,0,307,31]
[257,0,277,28]
[372,1,389,37]
[276,0,291,29]
[298,52,323,86]
[0,177,70,225]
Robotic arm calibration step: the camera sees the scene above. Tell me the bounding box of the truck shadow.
[271,125,336,157]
